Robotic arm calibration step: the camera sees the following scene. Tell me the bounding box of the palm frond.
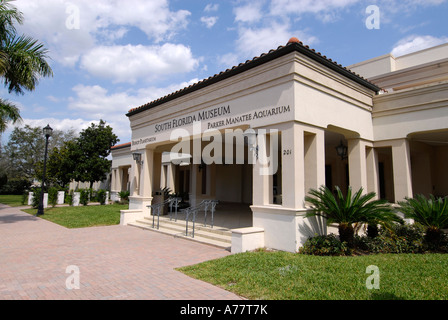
[305,185,399,226]
[398,194,448,229]
[0,49,9,75]
[2,34,53,94]
[0,97,21,132]
[0,0,24,41]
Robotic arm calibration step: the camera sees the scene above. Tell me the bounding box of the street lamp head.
[243,129,257,149]
[43,124,53,138]
[132,152,143,165]
[336,140,348,160]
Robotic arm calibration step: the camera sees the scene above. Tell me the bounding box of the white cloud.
[14,0,191,67]
[370,0,447,26]
[221,0,321,69]
[69,79,200,114]
[234,2,264,23]
[66,79,200,141]
[269,0,359,16]
[201,16,219,28]
[80,43,199,84]
[218,53,240,69]
[379,0,447,13]
[6,117,131,145]
[236,24,291,58]
[46,96,61,103]
[391,35,448,57]
[235,23,318,59]
[204,4,219,12]
[20,118,98,133]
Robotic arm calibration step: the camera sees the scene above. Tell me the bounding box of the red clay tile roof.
[127,38,381,117]
[111,142,131,150]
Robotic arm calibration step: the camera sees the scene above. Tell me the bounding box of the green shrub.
[355,223,426,254]
[48,187,59,207]
[65,190,73,206]
[397,194,448,250]
[356,234,414,254]
[299,234,352,256]
[97,189,107,205]
[31,188,41,209]
[89,189,97,202]
[79,189,89,206]
[305,186,401,248]
[0,178,31,195]
[118,190,130,204]
[21,191,28,205]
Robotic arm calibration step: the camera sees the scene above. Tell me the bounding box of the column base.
[251,205,328,252]
[120,209,146,226]
[120,196,153,226]
[231,227,265,253]
[128,196,153,210]
[110,190,120,202]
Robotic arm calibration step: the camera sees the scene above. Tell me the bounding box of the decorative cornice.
[126,40,381,117]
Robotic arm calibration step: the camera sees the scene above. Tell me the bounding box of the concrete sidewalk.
[0,204,242,300]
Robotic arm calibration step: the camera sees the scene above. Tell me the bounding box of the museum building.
[110,38,448,253]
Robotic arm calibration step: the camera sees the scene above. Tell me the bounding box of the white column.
[129,160,139,197]
[43,193,48,208]
[160,164,167,189]
[28,192,34,206]
[140,148,154,197]
[116,168,123,191]
[281,123,304,208]
[304,128,326,196]
[348,138,368,193]
[57,191,65,205]
[392,139,413,202]
[252,132,271,206]
[281,123,325,209]
[73,192,80,206]
[128,148,154,212]
[366,146,380,198]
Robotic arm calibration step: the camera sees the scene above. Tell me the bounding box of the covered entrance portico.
[119,38,382,253]
[129,129,255,230]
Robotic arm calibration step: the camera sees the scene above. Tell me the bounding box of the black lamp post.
[36,124,53,216]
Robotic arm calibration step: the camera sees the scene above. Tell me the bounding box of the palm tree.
[0,0,53,134]
[2,34,53,95]
[397,194,448,249]
[0,97,20,130]
[305,185,401,247]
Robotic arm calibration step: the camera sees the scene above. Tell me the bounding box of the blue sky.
[3,0,448,145]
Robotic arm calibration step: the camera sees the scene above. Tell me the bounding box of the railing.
[169,197,182,222]
[147,197,182,230]
[181,200,219,238]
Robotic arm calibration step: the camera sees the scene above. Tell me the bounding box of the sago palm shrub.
[397,194,448,249]
[305,185,402,247]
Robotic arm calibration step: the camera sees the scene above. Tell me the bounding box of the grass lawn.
[0,194,25,207]
[22,204,127,228]
[177,250,448,300]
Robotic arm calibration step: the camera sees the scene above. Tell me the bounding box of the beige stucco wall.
[111,147,133,169]
[373,82,448,141]
[348,42,448,80]
[129,54,296,151]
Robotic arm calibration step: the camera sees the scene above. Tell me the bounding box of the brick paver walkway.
[0,204,242,300]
